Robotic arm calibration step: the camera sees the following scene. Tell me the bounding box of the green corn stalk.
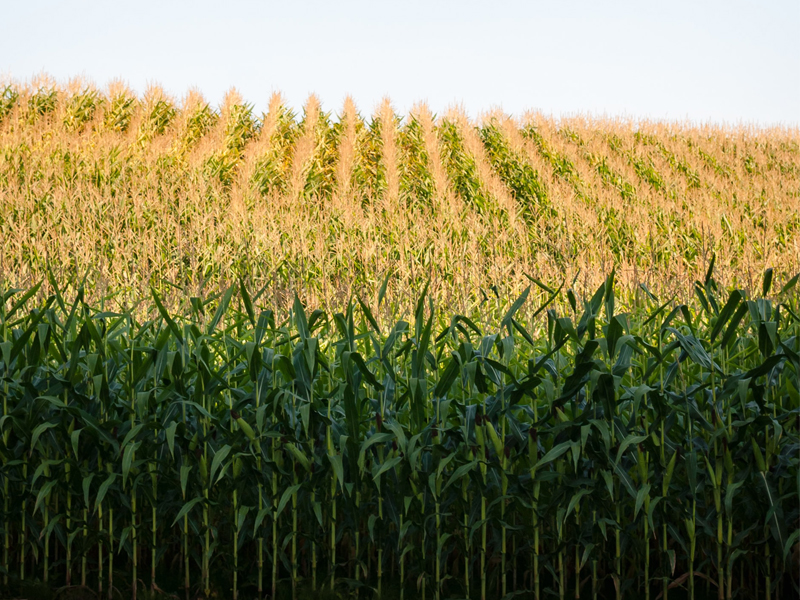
[476,414,487,600]
[108,480,114,599]
[1,299,8,590]
[20,459,27,583]
[530,424,541,600]
[131,466,138,600]
[66,460,73,585]
[272,435,280,600]
[150,458,157,593]
[685,505,696,600]
[250,339,265,598]
[399,511,404,600]
[328,385,336,593]
[638,443,650,600]
[292,457,298,600]
[575,506,581,599]
[43,463,51,584]
[462,463,470,599]
[98,476,104,597]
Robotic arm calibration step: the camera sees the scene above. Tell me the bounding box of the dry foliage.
[0,80,798,311]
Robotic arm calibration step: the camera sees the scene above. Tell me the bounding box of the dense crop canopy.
[0,81,798,311]
[1,268,798,600]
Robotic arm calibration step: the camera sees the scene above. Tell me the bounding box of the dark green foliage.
[0,272,798,600]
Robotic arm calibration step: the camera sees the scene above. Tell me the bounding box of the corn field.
[1,78,799,312]
[1,265,799,600]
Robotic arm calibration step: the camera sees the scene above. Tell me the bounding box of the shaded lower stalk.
[575,508,581,599]
[17,462,28,583]
[292,469,298,600]
[233,489,239,600]
[66,462,73,586]
[203,494,209,597]
[615,501,621,600]
[82,507,88,586]
[108,506,114,600]
[2,377,7,588]
[44,504,50,583]
[132,492,138,600]
[98,501,104,597]
[330,474,336,591]
[462,476,470,600]
[183,513,190,599]
[592,508,598,600]
[481,495,486,600]
[399,513,404,600]
[557,515,564,600]
[663,522,668,600]
[257,485,264,597]
[272,440,279,600]
[2,476,7,589]
[151,464,157,594]
[355,490,361,586]
[311,490,317,592]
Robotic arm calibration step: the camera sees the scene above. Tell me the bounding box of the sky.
[2,0,798,125]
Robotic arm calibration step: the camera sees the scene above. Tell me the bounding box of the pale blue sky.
[2,0,798,124]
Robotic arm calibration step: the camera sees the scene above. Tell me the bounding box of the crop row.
[2,83,798,308]
[1,267,798,600]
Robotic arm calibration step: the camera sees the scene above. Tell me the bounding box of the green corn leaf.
[95,473,116,513]
[253,507,271,535]
[378,270,392,306]
[180,465,191,497]
[277,484,302,518]
[634,484,651,519]
[615,435,647,465]
[82,474,94,509]
[171,497,205,528]
[122,441,139,489]
[443,460,476,492]
[34,479,58,515]
[30,421,57,451]
[564,488,592,522]
[328,453,345,493]
[535,440,574,470]
[373,456,403,482]
[210,444,231,483]
[70,428,82,460]
[151,287,183,344]
[165,421,178,460]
